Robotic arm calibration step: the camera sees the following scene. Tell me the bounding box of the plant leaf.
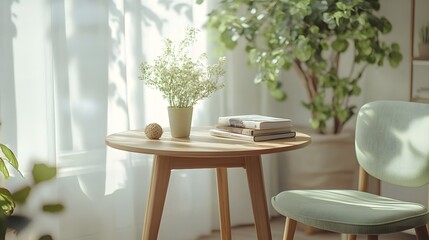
[220,30,238,49]
[39,235,54,240]
[352,85,362,96]
[310,118,320,129]
[32,163,57,185]
[5,215,31,233]
[309,26,319,34]
[269,89,287,101]
[332,38,349,53]
[294,37,312,61]
[336,2,348,10]
[0,187,15,215]
[0,158,9,180]
[0,144,19,170]
[12,186,32,205]
[391,43,400,52]
[388,51,403,68]
[42,203,64,213]
[380,17,392,34]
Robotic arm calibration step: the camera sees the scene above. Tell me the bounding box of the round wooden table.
[106,127,311,240]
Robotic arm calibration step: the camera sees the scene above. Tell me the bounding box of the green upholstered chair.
[272,100,429,240]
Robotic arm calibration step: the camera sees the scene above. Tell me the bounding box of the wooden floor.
[198,217,417,240]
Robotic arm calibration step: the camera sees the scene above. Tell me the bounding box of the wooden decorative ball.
[144,123,163,140]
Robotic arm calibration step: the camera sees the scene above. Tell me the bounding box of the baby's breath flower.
[139,27,226,108]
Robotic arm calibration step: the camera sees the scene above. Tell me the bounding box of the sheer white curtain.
[0,0,281,239]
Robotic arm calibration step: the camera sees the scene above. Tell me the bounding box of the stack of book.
[210,114,295,142]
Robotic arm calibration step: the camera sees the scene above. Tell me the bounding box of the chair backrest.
[355,100,429,187]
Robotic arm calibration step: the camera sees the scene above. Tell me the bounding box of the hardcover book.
[217,115,292,129]
[215,125,293,136]
[209,129,296,142]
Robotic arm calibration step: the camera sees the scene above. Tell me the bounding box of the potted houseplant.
[199,1,403,230]
[139,26,226,138]
[201,0,402,134]
[419,23,429,58]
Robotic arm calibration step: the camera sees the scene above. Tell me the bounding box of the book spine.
[253,131,296,141]
[216,126,255,135]
[209,129,254,141]
[241,128,255,135]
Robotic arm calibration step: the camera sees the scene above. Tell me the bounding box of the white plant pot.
[167,107,193,138]
[419,43,429,58]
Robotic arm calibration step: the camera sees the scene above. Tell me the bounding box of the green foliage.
[3,163,65,238]
[139,26,226,108]
[203,0,402,134]
[0,143,21,219]
[0,157,64,238]
[0,123,63,238]
[0,144,21,180]
[18,163,63,210]
[0,188,15,216]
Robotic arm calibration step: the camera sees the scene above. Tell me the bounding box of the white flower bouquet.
[139,27,226,108]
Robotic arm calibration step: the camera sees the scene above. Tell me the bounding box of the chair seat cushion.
[272,190,429,234]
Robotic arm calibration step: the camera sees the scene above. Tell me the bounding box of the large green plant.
[201,0,402,134]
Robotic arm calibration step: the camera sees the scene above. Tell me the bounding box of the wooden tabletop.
[105,127,311,157]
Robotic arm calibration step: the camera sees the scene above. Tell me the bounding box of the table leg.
[142,155,172,240]
[244,156,272,240]
[216,168,232,240]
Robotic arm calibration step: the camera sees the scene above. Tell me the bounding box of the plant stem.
[293,60,317,101]
[348,48,357,79]
[331,52,340,74]
[334,117,343,134]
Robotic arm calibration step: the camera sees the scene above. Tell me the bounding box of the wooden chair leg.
[367,235,378,240]
[283,218,297,240]
[304,225,316,235]
[347,234,357,240]
[415,225,429,240]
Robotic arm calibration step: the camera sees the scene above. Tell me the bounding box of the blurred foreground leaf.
[32,164,56,184]
[12,186,32,205]
[0,188,15,215]
[42,203,64,213]
[6,215,31,233]
[39,235,53,240]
